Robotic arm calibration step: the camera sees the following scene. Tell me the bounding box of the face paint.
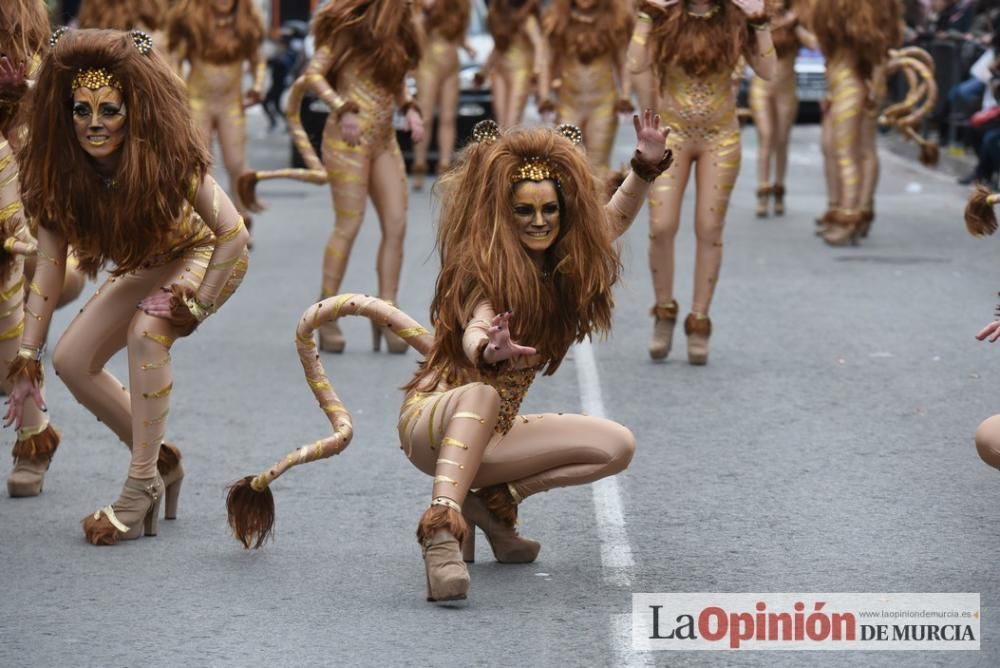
[512,180,561,259]
[72,86,127,166]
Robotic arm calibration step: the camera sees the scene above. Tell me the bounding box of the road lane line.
[575,339,652,668]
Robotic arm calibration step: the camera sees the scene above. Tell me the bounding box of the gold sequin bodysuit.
[323,59,399,155]
[659,66,739,145]
[556,53,619,170]
[187,61,244,122]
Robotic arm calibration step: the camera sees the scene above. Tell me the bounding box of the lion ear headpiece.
[51,28,155,92]
[471,120,583,187]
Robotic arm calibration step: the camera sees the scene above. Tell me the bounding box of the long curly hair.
[167,0,263,64]
[0,0,49,134]
[425,0,470,43]
[642,0,760,79]
[405,127,621,391]
[78,0,167,31]
[18,29,210,277]
[771,0,801,60]
[544,0,632,64]
[811,0,903,79]
[488,0,539,53]
[313,0,421,91]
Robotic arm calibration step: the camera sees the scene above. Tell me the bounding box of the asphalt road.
[1,111,998,668]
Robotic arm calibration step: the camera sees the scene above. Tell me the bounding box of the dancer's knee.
[462,383,501,427]
[52,334,87,385]
[975,415,1000,469]
[603,421,636,474]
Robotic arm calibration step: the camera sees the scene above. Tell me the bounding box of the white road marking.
[575,339,652,667]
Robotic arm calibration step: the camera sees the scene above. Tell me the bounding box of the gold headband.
[512,157,560,186]
[72,68,122,92]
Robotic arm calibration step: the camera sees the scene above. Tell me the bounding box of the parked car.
[291,0,494,171]
[738,47,827,121]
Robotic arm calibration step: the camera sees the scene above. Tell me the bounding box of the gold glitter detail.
[452,411,485,424]
[142,382,173,399]
[142,331,174,348]
[512,157,560,185]
[72,68,122,91]
[0,318,24,341]
[442,436,468,450]
[0,201,22,222]
[397,326,428,339]
[436,458,465,470]
[141,355,171,370]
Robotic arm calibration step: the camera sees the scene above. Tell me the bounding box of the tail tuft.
[226,475,275,549]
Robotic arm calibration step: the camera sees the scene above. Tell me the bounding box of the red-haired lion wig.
[167,0,263,64]
[17,29,211,277]
[78,0,167,31]
[488,0,540,53]
[811,0,903,79]
[425,0,471,43]
[641,0,763,79]
[312,0,421,91]
[0,0,49,133]
[544,0,633,64]
[406,126,620,391]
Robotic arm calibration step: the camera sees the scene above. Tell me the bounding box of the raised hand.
[731,0,765,17]
[633,108,670,165]
[482,312,537,365]
[0,57,27,100]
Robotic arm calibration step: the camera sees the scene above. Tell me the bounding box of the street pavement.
[1,110,999,668]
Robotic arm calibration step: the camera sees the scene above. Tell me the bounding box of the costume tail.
[226,294,433,549]
[237,74,328,213]
[965,184,1000,237]
[880,50,939,166]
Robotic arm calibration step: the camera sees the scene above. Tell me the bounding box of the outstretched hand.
[977,320,1000,343]
[0,57,27,99]
[483,312,537,365]
[632,109,669,165]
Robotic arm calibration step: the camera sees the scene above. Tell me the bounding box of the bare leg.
[437,69,460,169]
[320,133,372,299]
[749,76,774,216]
[490,70,511,128]
[858,108,880,236]
[691,130,740,315]
[819,100,840,223]
[585,100,619,180]
[822,62,867,244]
[772,84,798,216]
[412,57,441,180]
[507,61,534,127]
[647,136,693,359]
[368,144,408,304]
[216,98,251,218]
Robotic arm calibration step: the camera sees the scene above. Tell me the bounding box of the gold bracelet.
[751,21,771,31]
[637,11,653,24]
[17,346,40,361]
[182,294,212,323]
[3,237,15,253]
